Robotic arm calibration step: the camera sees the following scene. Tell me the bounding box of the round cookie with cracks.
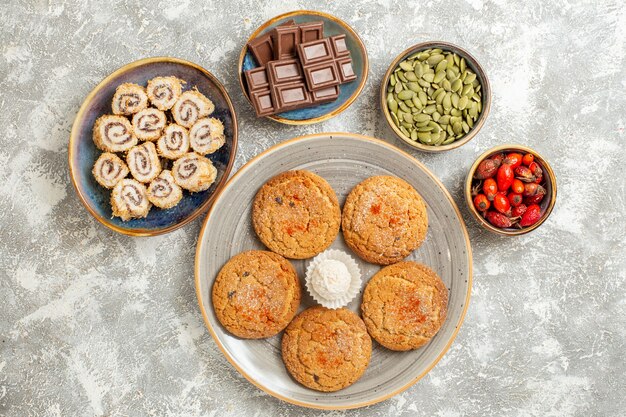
[361,262,448,351]
[281,306,372,392]
[252,170,340,259]
[342,175,428,265]
[212,250,301,339]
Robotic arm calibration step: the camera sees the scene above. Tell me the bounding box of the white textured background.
[1,0,625,416]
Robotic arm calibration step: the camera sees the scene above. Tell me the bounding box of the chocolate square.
[271,26,300,60]
[273,82,312,111]
[250,89,275,117]
[303,60,340,91]
[299,21,324,43]
[244,66,270,92]
[330,34,350,58]
[297,38,333,66]
[267,58,303,85]
[336,57,357,83]
[247,35,274,66]
[311,85,340,104]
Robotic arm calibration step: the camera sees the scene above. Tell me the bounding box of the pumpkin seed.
[405,71,418,81]
[434,70,446,83]
[388,98,398,113]
[418,91,428,105]
[403,112,413,123]
[397,90,414,100]
[417,132,432,143]
[399,61,413,71]
[424,104,437,114]
[397,72,408,83]
[451,78,463,92]
[464,72,477,84]
[460,58,466,72]
[399,101,410,112]
[432,111,441,122]
[399,126,410,137]
[439,115,451,125]
[427,54,445,65]
[394,82,402,94]
[451,93,460,108]
[442,93,452,110]
[458,95,469,110]
[390,112,400,127]
[442,79,452,91]
[410,129,418,141]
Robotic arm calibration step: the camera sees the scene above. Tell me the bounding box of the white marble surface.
[1,0,625,416]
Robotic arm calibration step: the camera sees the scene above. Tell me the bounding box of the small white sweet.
[310,260,352,301]
[305,249,361,309]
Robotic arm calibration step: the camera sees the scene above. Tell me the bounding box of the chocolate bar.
[299,21,323,43]
[311,85,340,104]
[330,35,350,58]
[244,66,270,92]
[303,60,340,91]
[250,89,275,116]
[336,57,356,83]
[272,82,311,111]
[267,58,303,85]
[272,25,300,60]
[297,38,333,66]
[246,20,296,66]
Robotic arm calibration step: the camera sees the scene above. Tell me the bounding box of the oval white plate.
[195,133,472,409]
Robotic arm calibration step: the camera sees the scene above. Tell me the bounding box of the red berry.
[474,159,499,179]
[508,193,523,207]
[512,204,527,217]
[483,178,498,201]
[511,179,525,194]
[491,153,506,167]
[524,193,545,204]
[493,192,511,214]
[534,175,543,184]
[497,164,514,191]
[473,194,490,211]
[528,162,543,178]
[504,152,523,169]
[523,183,546,197]
[522,153,534,166]
[514,166,536,182]
[486,211,514,228]
[520,204,542,227]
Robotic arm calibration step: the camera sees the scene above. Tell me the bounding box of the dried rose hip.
[474,194,490,211]
[486,211,514,228]
[512,204,527,217]
[483,178,498,201]
[511,179,525,194]
[497,164,514,191]
[474,159,499,179]
[522,153,534,166]
[493,193,511,214]
[508,193,523,207]
[504,152,523,169]
[519,204,542,227]
[515,166,536,182]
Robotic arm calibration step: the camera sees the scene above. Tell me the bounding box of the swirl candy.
[147,76,183,111]
[132,108,167,141]
[110,179,151,221]
[147,170,183,209]
[171,90,215,128]
[92,152,129,189]
[189,117,226,155]
[92,115,138,152]
[157,124,190,160]
[126,142,162,183]
[172,152,217,192]
[111,83,148,115]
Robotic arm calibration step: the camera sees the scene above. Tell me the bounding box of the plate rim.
[194,132,472,409]
[236,10,369,125]
[68,56,239,237]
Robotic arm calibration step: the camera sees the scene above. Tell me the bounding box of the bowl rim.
[380,41,491,152]
[194,132,473,409]
[464,144,558,236]
[68,56,239,237]
[236,10,369,125]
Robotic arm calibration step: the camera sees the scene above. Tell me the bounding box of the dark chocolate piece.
[272,26,300,60]
[299,21,324,43]
[248,34,274,66]
[297,38,333,66]
[330,35,350,58]
[244,66,270,92]
[336,57,357,83]
[272,82,312,111]
[303,60,340,91]
[267,58,303,85]
[250,89,275,117]
[311,85,340,104]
